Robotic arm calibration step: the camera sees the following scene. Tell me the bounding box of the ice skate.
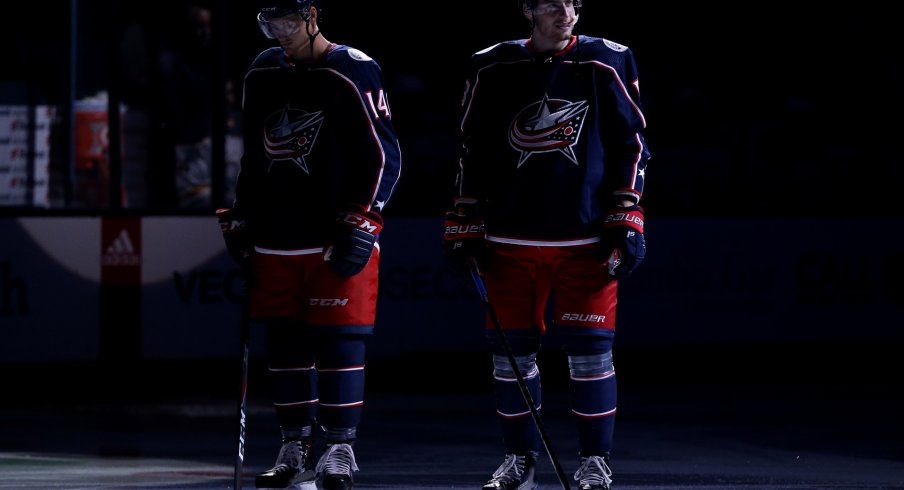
[316,442,358,490]
[255,439,316,490]
[574,454,613,490]
[481,452,537,490]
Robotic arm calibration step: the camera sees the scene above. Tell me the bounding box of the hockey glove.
[216,207,253,266]
[600,205,646,279]
[325,208,383,278]
[443,210,487,284]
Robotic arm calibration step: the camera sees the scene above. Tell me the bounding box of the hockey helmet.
[257,0,320,39]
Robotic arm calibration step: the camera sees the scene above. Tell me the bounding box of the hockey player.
[443,0,650,489]
[216,0,401,488]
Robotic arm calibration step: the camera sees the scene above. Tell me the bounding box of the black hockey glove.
[443,210,487,284]
[216,207,253,266]
[600,205,646,279]
[325,208,383,278]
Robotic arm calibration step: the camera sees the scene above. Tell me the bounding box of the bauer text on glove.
[443,210,487,281]
[600,205,646,279]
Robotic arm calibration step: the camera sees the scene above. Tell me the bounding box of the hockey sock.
[316,335,366,431]
[493,352,542,453]
[266,321,318,430]
[568,350,617,455]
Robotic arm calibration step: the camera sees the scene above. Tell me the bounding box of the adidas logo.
[102,229,140,267]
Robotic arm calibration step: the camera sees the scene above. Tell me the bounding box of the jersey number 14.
[364,89,391,120]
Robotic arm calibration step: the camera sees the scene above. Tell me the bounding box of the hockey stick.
[468,261,571,490]
[233,272,251,490]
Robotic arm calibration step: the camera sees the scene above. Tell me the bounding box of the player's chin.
[279,39,298,52]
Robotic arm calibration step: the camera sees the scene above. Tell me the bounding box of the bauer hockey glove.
[600,205,646,279]
[216,207,253,266]
[325,208,382,278]
[443,209,487,284]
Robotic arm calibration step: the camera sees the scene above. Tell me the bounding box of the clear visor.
[257,12,303,39]
[531,0,582,16]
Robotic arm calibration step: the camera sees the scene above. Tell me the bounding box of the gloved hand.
[325,208,383,278]
[216,207,253,266]
[443,209,487,284]
[600,205,645,279]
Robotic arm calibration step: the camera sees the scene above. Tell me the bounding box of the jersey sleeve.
[233,49,282,220]
[454,43,507,209]
[600,45,651,206]
[454,55,480,208]
[331,48,402,215]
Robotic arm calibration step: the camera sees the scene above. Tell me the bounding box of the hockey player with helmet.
[444,0,650,489]
[217,0,401,488]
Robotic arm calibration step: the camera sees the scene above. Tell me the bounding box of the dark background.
[2,2,902,404]
[3,1,901,218]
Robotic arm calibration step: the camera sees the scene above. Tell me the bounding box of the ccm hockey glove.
[216,207,253,266]
[325,208,383,278]
[443,209,487,283]
[600,205,646,279]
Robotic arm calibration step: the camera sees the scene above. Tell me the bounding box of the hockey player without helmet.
[257,0,320,39]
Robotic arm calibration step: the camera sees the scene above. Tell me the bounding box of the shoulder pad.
[603,38,629,52]
[470,40,529,65]
[345,47,373,62]
[328,44,376,64]
[577,36,634,65]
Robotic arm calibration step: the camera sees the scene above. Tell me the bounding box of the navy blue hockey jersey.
[457,35,650,243]
[235,44,402,250]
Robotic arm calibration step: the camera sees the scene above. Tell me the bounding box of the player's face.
[530,0,579,46]
[266,12,316,59]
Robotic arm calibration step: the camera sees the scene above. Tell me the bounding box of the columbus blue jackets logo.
[263,106,325,174]
[509,95,588,167]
